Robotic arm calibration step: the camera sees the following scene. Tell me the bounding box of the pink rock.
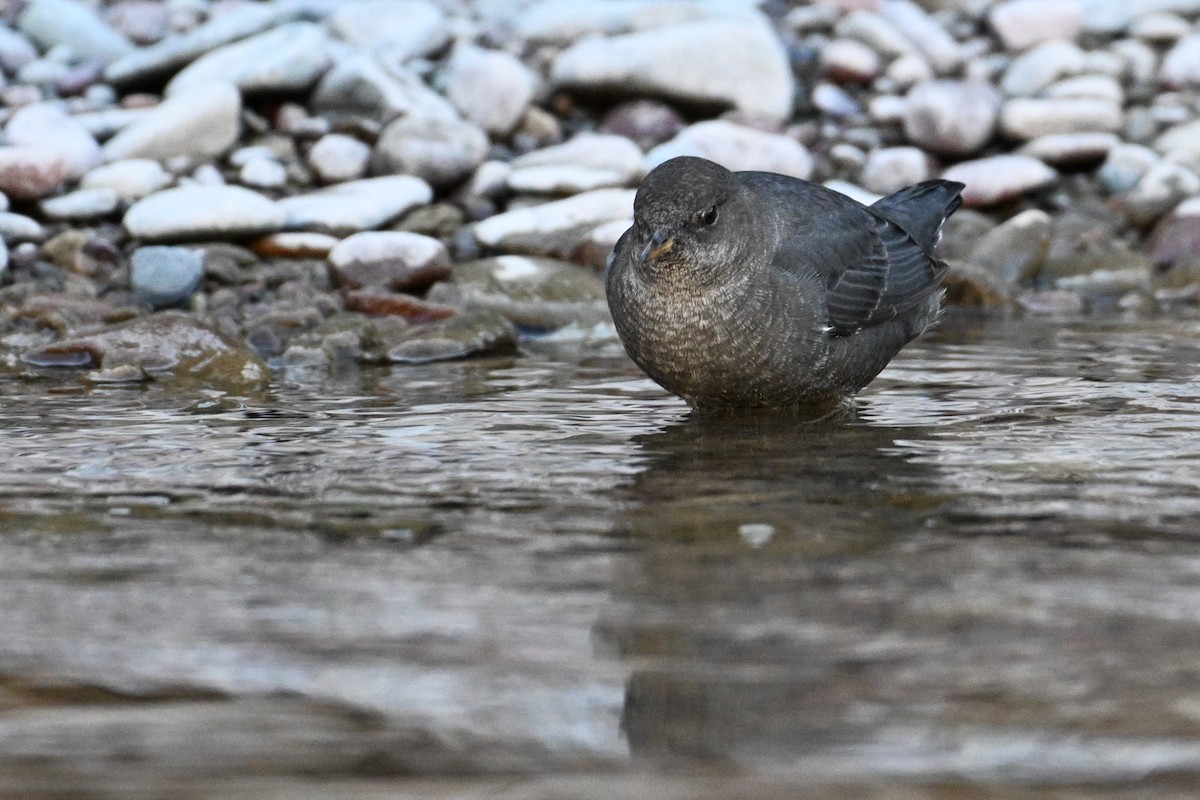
[0,146,71,200]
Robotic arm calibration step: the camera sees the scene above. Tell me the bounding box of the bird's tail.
[871,180,965,254]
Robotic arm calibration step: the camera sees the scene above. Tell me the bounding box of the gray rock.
[5,103,101,182]
[0,211,46,242]
[1043,74,1124,104]
[307,134,371,184]
[327,0,448,61]
[372,113,489,188]
[879,0,962,74]
[81,159,173,200]
[104,3,292,86]
[328,231,451,293]
[0,238,6,279]
[600,99,686,150]
[1160,33,1200,88]
[1098,143,1160,194]
[508,134,645,195]
[820,39,883,84]
[835,10,920,60]
[1017,289,1086,314]
[39,187,121,221]
[969,209,1052,285]
[989,0,1083,50]
[943,154,1058,207]
[130,246,205,308]
[1131,12,1193,43]
[124,185,285,242]
[385,309,517,364]
[1000,39,1085,96]
[429,256,609,330]
[860,146,934,195]
[473,188,635,257]
[903,80,1000,157]
[311,53,458,129]
[1000,97,1122,140]
[645,120,814,179]
[276,175,433,235]
[0,26,39,73]
[103,82,242,162]
[239,158,288,190]
[18,0,133,65]
[550,15,794,122]
[1148,197,1200,268]
[165,22,331,97]
[1109,39,1159,88]
[1018,132,1118,167]
[1122,162,1200,226]
[443,44,539,136]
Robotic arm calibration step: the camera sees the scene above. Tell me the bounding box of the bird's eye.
[697,205,718,227]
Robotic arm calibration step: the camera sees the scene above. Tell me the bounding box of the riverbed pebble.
[3,0,1200,386]
[130,246,205,308]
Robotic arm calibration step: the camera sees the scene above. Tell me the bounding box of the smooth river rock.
[130,246,206,308]
[943,154,1058,207]
[276,175,433,235]
[124,185,285,242]
[328,231,452,293]
[164,22,332,97]
[473,189,636,258]
[508,134,646,195]
[645,121,814,179]
[102,82,242,162]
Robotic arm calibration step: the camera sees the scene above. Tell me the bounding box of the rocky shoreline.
[1,0,1199,390]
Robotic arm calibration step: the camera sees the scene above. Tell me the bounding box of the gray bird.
[606,156,964,411]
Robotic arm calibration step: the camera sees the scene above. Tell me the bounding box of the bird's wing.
[744,174,952,337]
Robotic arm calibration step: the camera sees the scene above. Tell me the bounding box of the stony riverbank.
[1,0,1199,389]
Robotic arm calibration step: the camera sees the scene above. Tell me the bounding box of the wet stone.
[1147,198,1200,268]
[130,246,205,309]
[429,255,608,331]
[385,308,517,364]
[327,231,452,294]
[21,311,268,391]
[969,209,1053,285]
[342,289,457,324]
[1016,288,1087,314]
[42,230,118,277]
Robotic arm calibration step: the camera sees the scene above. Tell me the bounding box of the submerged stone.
[385,309,517,364]
[22,311,268,391]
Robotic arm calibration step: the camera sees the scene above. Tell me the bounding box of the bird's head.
[627,156,757,287]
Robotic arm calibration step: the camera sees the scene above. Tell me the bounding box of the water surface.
[2,312,1200,799]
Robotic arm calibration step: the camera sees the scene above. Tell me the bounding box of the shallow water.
[3,311,1200,799]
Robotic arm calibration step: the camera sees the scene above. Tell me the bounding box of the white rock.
[372,113,490,188]
[444,44,539,136]
[81,159,172,200]
[508,134,645,194]
[103,82,241,162]
[474,188,636,257]
[1099,143,1160,194]
[903,80,1000,157]
[820,39,882,83]
[311,53,459,128]
[860,147,934,195]
[1043,74,1124,104]
[943,154,1058,207]
[327,0,447,60]
[1000,97,1122,140]
[835,10,920,60]
[239,158,288,189]
[1124,161,1200,224]
[1000,39,1086,96]
[1131,12,1193,43]
[18,0,133,65]
[5,103,101,180]
[989,0,1083,50]
[879,0,962,74]
[551,15,794,122]
[646,120,813,179]
[307,134,371,184]
[165,22,331,97]
[1019,132,1119,167]
[886,54,934,89]
[516,0,762,44]
[0,210,47,241]
[39,187,120,220]
[1160,33,1200,88]
[124,185,285,241]
[276,175,433,235]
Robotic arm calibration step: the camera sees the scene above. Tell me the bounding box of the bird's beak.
[638,232,675,264]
